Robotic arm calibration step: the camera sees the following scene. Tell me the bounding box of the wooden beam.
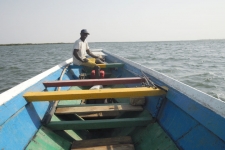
[71,136,132,149]
[23,87,166,102]
[57,103,129,108]
[47,117,151,130]
[77,112,120,118]
[55,104,143,114]
[43,77,145,87]
[71,144,134,150]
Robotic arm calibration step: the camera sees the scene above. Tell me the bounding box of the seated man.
[73,29,104,78]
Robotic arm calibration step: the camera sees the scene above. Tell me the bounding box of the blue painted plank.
[157,100,198,141]
[0,95,27,125]
[167,90,225,142]
[178,125,225,150]
[32,101,50,121]
[69,65,83,79]
[0,69,62,125]
[68,64,83,70]
[0,102,48,150]
[145,96,163,117]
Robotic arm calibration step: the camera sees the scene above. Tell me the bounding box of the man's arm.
[73,49,88,63]
[86,49,104,61]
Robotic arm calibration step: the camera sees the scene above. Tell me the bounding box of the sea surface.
[0,40,224,101]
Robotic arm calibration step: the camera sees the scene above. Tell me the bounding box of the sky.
[0,0,225,44]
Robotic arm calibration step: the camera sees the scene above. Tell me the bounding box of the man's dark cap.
[81,29,90,35]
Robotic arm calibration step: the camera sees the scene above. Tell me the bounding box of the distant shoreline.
[0,43,72,46]
[0,39,224,46]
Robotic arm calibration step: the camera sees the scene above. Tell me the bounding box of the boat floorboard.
[25,126,71,150]
[71,144,134,150]
[71,136,132,149]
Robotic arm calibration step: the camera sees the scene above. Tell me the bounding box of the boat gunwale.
[0,58,72,106]
[0,49,103,106]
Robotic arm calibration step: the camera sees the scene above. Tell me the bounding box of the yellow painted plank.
[97,64,106,68]
[23,87,166,102]
[97,63,124,68]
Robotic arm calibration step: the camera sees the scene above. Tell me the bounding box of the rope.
[42,63,71,125]
[125,68,168,92]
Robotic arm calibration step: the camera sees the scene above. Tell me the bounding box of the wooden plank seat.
[57,104,129,118]
[71,136,133,150]
[71,144,134,150]
[47,117,151,130]
[57,103,130,108]
[43,77,145,87]
[77,112,120,118]
[23,87,166,102]
[55,104,143,114]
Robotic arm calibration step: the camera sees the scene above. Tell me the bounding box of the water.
[0,40,224,100]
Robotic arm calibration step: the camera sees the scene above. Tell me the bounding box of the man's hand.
[98,57,105,62]
[82,58,89,63]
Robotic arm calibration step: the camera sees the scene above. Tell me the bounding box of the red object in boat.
[100,70,105,78]
[91,70,105,79]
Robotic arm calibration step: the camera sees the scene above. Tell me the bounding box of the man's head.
[80,29,90,41]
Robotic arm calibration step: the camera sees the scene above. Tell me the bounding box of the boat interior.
[23,53,178,150]
[1,50,225,149]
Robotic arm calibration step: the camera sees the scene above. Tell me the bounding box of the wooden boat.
[1,49,225,150]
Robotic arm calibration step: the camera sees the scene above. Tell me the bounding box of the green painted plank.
[25,126,70,150]
[47,117,151,130]
[50,115,90,141]
[58,100,82,106]
[111,110,152,136]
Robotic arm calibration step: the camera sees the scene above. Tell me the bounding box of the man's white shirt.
[72,39,89,65]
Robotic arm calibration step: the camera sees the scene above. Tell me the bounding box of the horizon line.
[0,39,224,46]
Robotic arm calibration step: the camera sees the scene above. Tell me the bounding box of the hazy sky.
[0,0,225,44]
